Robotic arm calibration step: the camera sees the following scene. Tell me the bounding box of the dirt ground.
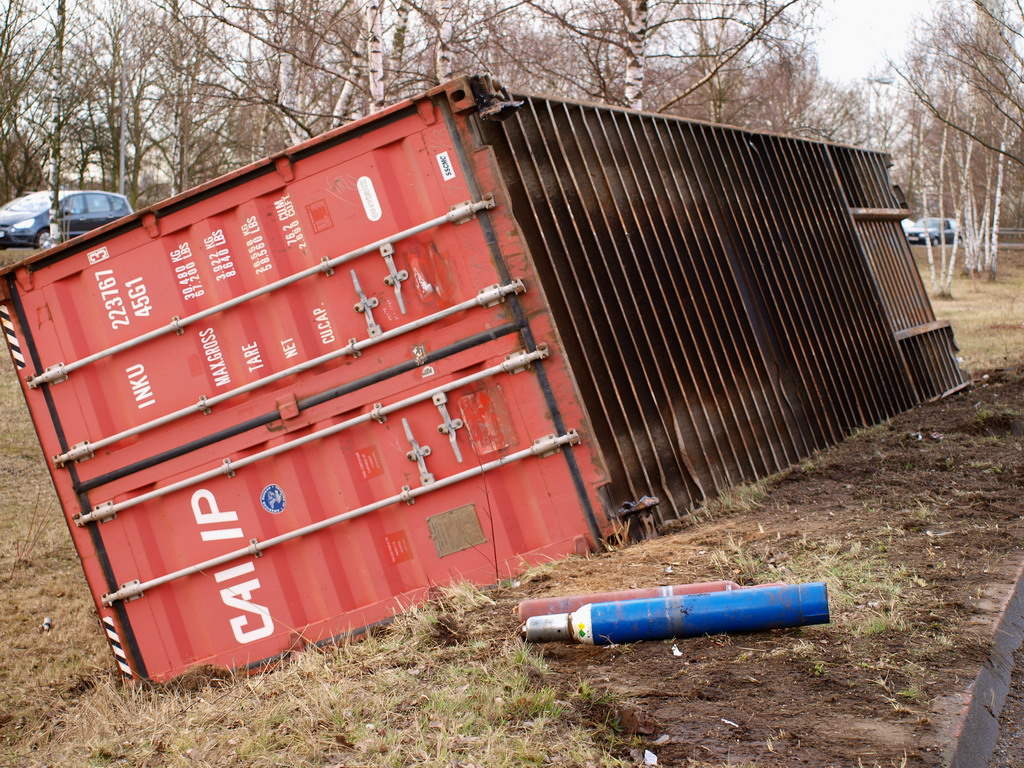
[465,367,1024,767]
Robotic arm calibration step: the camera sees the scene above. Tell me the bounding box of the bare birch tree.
[900,0,1024,170]
[623,0,647,109]
[47,0,67,248]
[367,0,386,110]
[435,0,454,81]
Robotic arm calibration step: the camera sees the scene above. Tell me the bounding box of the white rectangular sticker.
[357,176,382,221]
[436,152,456,181]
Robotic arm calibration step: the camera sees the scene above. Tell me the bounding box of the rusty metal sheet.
[480,84,958,523]
[826,144,970,402]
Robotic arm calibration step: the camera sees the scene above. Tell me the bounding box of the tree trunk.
[435,0,453,82]
[392,1,410,75]
[941,120,975,295]
[974,160,990,276]
[988,126,1011,280]
[48,0,66,247]
[936,126,948,296]
[333,59,363,125]
[919,118,937,293]
[624,0,647,110]
[367,0,385,111]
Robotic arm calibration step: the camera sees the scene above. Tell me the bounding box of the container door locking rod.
[53,279,525,467]
[101,428,580,606]
[77,345,550,525]
[27,196,495,389]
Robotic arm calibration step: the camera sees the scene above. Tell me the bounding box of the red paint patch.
[352,445,385,479]
[458,385,519,456]
[383,530,413,564]
[305,199,334,233]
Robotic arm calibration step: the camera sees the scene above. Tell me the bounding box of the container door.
[2,90,606,680]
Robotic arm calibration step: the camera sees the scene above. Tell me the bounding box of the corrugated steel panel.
[480,91,937,521]
[0,76,967,680]
[829,145,970,401]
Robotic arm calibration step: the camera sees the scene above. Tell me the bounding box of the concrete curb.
[946,561,1024,768]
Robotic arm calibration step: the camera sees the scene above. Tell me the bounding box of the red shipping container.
[0,82,608,681]
[1,76,965,680]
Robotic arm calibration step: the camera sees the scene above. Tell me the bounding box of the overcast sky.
[815,0,936,82]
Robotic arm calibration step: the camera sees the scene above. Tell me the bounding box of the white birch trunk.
[435,0,453,82]
[624,0,648,110]
[943,126,975,295]
[973,167,990,275]
[918,118,937,292]
[964,188,980,275]
[278,53,307,146]
[367,0,385,112]
[333,58,363,125]
[936,126,948,295]
[988,129,1011,279]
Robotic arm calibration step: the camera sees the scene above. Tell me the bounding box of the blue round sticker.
[260,484,286,514]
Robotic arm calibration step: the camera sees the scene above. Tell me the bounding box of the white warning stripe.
[0,305,25,369]
[102,616,134,678]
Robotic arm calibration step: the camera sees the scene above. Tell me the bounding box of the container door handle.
[380,242,409,314]
[433,392,464,462]
[351,269,382,337]
[402,417,434,484]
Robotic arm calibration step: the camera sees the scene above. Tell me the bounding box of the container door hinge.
[447,195,495,225]
[532,430,580,458]
[122,580,143,601]
[55,440,93,467]
[379,243,409,314]
[477,279,525,307]
[433,392,464,462]
[502,345,548,374]
[351,269,382,337]
[102,580,143,606]
[403,417,434,485]
[28,362,68,388]
[78,500,116,526]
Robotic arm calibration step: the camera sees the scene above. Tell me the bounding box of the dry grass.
[915,247,1024,371]
[9,585,629,768]
[0,334,111,747]
[704,530,912,637]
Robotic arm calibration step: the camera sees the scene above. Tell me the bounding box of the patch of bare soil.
[476,370,1024,767]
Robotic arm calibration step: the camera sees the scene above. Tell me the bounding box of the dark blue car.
[0,190,132,250]
[904,217,958,246]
